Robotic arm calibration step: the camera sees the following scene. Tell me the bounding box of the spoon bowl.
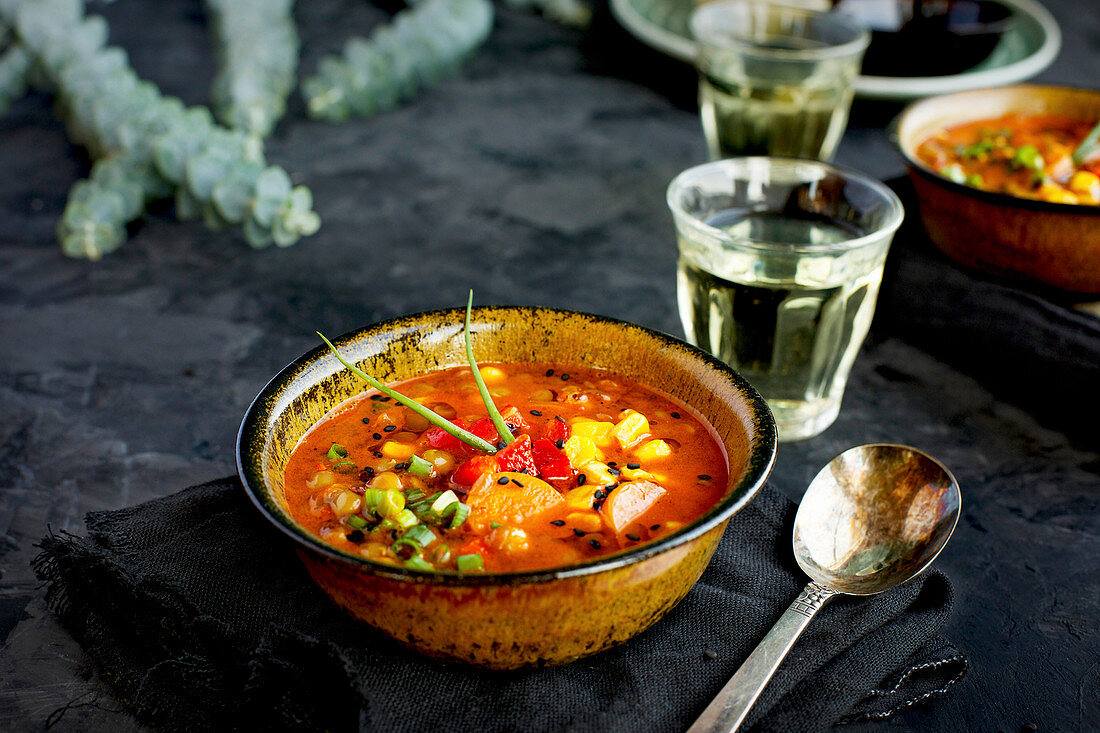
[689,444,960,733]
[794,443,961,595]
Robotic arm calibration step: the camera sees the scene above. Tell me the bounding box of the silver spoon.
[688,443,961,733]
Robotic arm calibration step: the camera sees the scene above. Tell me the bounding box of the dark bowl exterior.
[895,85,1100,293]
[237,306,777,668]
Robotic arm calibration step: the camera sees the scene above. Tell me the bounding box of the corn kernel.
[563,435,602,466]
[330,490,361,516]
[571,419,615,446]
[566,512,603,533]
[613,410,650,449]
[489,387,511,397]
[564,487,598,509]
[1069,170,1100,194]
[480,366,507,383]
[370,471,403,493]
[381,441,416,460]
[422,449,455,474]
[580,461,618,486]
[306,470,335,490]
[634,439,672,461]
[359,542,390,559]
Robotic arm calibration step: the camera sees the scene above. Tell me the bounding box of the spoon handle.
[687,581,837,733]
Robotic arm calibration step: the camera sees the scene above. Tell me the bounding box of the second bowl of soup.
[238,306,777,668]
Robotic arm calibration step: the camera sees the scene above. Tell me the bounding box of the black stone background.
[0,0,1097,730]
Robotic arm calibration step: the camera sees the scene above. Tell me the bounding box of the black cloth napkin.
[34,477,965,732]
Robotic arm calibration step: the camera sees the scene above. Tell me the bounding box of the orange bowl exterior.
[237,306,777,669]
[895,85,1100,293]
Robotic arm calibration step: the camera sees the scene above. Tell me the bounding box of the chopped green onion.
[938,164,967,185]
[464,291,513,446]
[490,521,502,529]
[431,489,460,513]
[363,488,383,510]
[449,503,470,530]
[438,501,461,523]
[326,443,349,461]
[391,538,420,559]
[405,487,427,504]
[346,514,368,529]
[333,460,358,473]
[395,509,419,529]
[403,525,437,547]
[407,455,433,477]
[404,556,434,571]
[377,518,399,531]
[965,174,985,188]
[377,489,406,519]
[1014,144,1044,171]
[317,332,497,454]
[418,509,443,525]
[456,553,484,572]
[1073,120,1100,166]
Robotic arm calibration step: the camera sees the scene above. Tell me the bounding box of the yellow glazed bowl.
[237,306,777,669]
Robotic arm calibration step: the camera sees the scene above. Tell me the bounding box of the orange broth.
[915,113,1100,205]
[283,363,731,573]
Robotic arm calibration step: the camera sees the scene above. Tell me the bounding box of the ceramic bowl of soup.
[237,306,776,668]
[894,84,1100,293]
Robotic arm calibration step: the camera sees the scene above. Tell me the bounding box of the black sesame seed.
[604,483,617,490]
[373,451,384,458]
[506,423,516,432]
[511,479,524,487]
[496,441,507,450]
[573,528,586,537]
[607,468,621,476]
[608,461,617,467]
[383,425,397,432]
[370,394,387,402]
[561,374,570,381]
[594,490,607,500]
[625,533,640,542]
[361,417,371,424]
[530,410,543,417]
[518,468,529,474]
[498,476,510,485]
[372,433,382,440]
[671,411,681,419]
[626,463,640,470]
[555,439,565,450]
[358,467,375,481]
[346,530,365,543]
[393,462,407,471]
[650,524,660,530]
[577,474,587,486]
[389,529,399,540]
[545,369,555,377]
[550,520,566,526]
[592,500,604,511]
[698,474,712,481]
[589,539,601,549]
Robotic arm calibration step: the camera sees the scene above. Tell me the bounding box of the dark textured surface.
[32,478,962,732]
[0,0,1097,730]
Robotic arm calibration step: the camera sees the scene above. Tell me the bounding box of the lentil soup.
[283,363,730,573]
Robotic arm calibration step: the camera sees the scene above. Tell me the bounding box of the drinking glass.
[691,1,869,161]
[667,157,904,441]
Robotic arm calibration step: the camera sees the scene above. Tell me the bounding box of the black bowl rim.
[236,305,778,587]
[892,84,1100,217]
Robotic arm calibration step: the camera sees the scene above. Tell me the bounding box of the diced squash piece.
[563,435,602,467]
[601,481,667,533]
[369,471,403,492]
[634,439,672,461]
[479,366,507,383]
[570,419,615,447]
[613,409,650,449]
[620,466,654,481]
[566,511,603,533]
[580,461,618,486]
[564,486,598,510]
[380,440,416,460]
[466,472,564,532]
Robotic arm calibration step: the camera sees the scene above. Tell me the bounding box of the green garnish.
[465,291,513,446]
[395,509,419,529]
[317,331,497,454]
[456,553,484,572]
[403,525,437,547]
[1073,121,1100,166]
[346,515,368,529]
[326,443,349,461]
[404,556,434,572]
[1013,144,1044,171]
[332,460,358,473]
[363,488,382,510]
[490,521,502,529]
[938,164,967,185]
[407,455,433,477]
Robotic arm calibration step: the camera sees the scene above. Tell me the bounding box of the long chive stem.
[465,291,513,446]
[1073,120,1100,165]
[317,332,497,454]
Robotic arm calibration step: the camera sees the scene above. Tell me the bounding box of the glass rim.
[690,1,871,62]
[666,156,905,254]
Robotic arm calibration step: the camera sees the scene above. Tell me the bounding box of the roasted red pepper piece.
[495,434,538,475]
[469,418,500,445]
[543,416,570,444]
[531,438,573,482]
[451,455,499,486]
[499,405,530,434]
[423,419,470,453]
